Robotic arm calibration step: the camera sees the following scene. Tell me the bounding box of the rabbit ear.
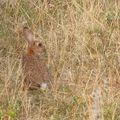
[23,27,34,43]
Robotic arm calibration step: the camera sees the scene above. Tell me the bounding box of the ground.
[0,0,120,120]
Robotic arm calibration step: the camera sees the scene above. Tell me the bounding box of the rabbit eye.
[38,43,42,47]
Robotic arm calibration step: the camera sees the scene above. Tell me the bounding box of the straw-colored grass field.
[0,0,120,120]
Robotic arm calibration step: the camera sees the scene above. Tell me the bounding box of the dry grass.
[0,0,120,120]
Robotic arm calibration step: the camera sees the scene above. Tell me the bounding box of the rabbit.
[22,27,52,90]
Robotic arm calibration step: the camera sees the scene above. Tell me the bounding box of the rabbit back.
[22,54,52,89]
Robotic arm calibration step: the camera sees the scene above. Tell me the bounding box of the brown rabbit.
[22,27,52,90]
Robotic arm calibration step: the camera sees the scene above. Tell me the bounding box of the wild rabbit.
[22,27,52,90]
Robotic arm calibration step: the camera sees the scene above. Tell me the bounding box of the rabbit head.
[23,27,46,55]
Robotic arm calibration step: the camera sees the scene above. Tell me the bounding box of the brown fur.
[22,27,52,90]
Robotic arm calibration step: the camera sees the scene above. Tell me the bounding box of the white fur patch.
[41,83,48,90]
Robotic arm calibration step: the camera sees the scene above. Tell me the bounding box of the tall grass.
[0,0,120,119]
